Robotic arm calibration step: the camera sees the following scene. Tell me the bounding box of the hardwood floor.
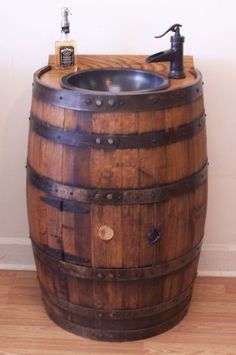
[0,271,235,354]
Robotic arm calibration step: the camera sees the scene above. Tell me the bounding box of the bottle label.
[60,46,74,66]
[62,26,70,34]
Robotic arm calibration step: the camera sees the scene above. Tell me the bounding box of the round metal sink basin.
[61,68,169,94]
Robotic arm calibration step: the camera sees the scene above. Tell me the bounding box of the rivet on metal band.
[43,303,189,341]
[40,281,193,319]
[33,66,203,113]
[27,162,208,205]
[31,237,203,281]
[30,112,205,150]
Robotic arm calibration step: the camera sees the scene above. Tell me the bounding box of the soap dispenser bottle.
[55,7,77,70]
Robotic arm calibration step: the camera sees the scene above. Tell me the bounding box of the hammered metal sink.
[61,68,169,94]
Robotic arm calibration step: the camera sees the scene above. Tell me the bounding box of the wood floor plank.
[0,271,235,354]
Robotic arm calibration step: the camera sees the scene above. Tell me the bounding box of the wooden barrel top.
[39,55,196,90]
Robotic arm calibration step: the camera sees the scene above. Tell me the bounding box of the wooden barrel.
[27,55,207,341]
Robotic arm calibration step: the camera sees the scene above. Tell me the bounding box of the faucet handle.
[155,24,182,39]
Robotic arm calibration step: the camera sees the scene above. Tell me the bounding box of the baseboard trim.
[198,270,236,277]
[0,264,36,271]
[0,238,236,276]
[0,237,34,270]
[0,237,31,245]
[198,242,236,276]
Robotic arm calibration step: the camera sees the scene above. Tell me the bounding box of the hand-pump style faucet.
[146,24,185,79]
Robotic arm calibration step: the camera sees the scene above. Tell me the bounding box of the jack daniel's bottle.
[55,7,77,69]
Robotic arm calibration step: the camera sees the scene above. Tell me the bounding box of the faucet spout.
[146,49,177,64]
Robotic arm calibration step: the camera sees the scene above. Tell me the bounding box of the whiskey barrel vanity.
[27,55,207,341]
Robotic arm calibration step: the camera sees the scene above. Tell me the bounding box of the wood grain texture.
[43,54,195,89]
[0,272,235,355]
[27,55,207,340]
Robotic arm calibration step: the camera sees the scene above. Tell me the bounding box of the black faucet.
[146,24,185,79]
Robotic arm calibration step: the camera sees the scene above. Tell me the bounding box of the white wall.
[0,0,236,275]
